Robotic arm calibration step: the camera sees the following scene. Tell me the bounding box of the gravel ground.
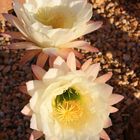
[0,0,140,140]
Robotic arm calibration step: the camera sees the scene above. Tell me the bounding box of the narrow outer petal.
[29,130,43,140]
[95,72,113,83]
[32,65,46,80]
[67,52,76,71]
[109,94,124,105]
[81,58,92,71]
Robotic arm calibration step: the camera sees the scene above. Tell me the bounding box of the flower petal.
[85,63,100,81]
[26,80,45,96]
[109,106,118,113]
[9,42,40,50]
[1,32,25,40]
[20,50,41,64]
[43,68,62,81]
[74,44,99,53]
[67,52,76,71]
[76,58,81,68]
[29,130,43,140]
[49,55,57,68]
[104,118,112,128]
[92,83,113,99]
[95,72,113,83]
[82,21,103,36]
[100,130,110,140]
[57,48,83,59]
[81,58,92,71]
[2,13,28,38]
[109,94,124,105]
[53,56,69,72]
[60,40,89,49]
[36,52,48,68]
[32,65,46,80]
[21,104,32,116]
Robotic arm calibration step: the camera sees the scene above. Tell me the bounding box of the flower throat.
[34,6,76,29]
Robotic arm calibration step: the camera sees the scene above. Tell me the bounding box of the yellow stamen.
[55,101,83,125]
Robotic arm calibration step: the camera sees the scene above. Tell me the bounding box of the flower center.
[34,6,76,29]
[53,88,91,129]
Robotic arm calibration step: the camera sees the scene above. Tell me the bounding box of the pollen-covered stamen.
[53,88,91,129]
[34,6,76,29]
[55,100,84,125]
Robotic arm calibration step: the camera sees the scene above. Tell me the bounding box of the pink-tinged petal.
[26,80,45,96]
[29,130,43,140]
[53,56,65,67]
[9,42,39,50]
[1,32,25,40]
[19,85,27,94]
[109,106,118,113]
[53,56,69,72]
[85,63,100,81]
[57,48,83,59]
[69,21,103,42]
[81,58,92,71]
[43,68,61,81]
[21,104,32,116]
[20,50,41,65]
[72,49,84,59]
[100,130,110,140]
[76,58,81,68]
[2,13,28,38]
[49,56,57,68]
[104,118,112,128]
[78,44,99,53]
[95,72,113,83]
[32,65,46,80]
[60,40,89,49]
[109,94,124,105]
[36,52,48,68]
[84,21,103,35]
[67,52,76,71]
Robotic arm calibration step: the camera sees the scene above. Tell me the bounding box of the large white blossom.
[3,0,102,52]
[22,52,123,140]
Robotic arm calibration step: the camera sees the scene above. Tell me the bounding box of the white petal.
[59,40,89,49]
[26,80,45,96]
[30,114,39,130]
[13,0,33,25]
[21,104,32,116]
[43,68,64,82]
[81,58,92,71]
[85,63,100,81]
[53,56,69,72]
[70,0,93,24]
[73,21,103,40]
[47,28,74,47]
[95,72,113,83]
[104,117,112,128]
[92,83,113,98]
[67,52,76,71]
